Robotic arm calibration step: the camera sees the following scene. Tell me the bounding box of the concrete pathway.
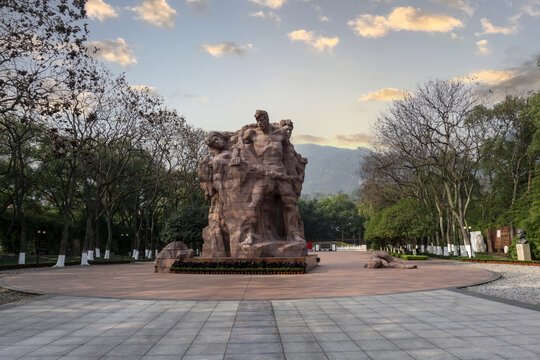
[0,290,539,360]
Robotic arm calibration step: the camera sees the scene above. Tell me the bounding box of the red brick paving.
[2,252,496,300]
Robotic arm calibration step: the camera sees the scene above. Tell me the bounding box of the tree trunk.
[53,209,71,268]
[17,207,27,264]
[104,210,113,259]
[81,184,94,266]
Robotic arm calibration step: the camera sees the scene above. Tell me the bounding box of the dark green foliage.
[161,205,209,250]
[365,198,435,246]
[170,260,306,274]
[299,194,365,241]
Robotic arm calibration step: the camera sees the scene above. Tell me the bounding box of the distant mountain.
[294,143,371,197]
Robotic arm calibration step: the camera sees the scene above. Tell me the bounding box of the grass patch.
[388,252,428,260]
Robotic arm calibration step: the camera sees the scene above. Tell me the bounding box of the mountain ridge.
[294,143,371,197]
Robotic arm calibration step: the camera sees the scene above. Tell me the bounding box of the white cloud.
[457,70,516,86]
[348,6,463,38]
[475,18,518,36]
[131,0,177,28]
[522,3,540,17]
[249,0,286,9]
[319,15,330,22]
[476,39,490,54]
[86,0,118,21]
[451,32,462,40]
[201,42,253,57]
[249,10,281,25]
[358,88,412,101]
[432,0,474,17]
[130,85,159,97]
[456,56,540,95]
[86,38,137,67]
[288,29,339,53]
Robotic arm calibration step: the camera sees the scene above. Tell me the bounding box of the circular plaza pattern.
[1,252,497,300]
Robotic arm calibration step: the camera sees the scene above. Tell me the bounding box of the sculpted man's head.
[280,119,293,139]
[206,131,230,152]
[255,110,270,132]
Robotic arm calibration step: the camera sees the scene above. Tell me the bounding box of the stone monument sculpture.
[517,228,528,244]
[470,231,487,253]
[198,110,308,258]
[154,241,194,273]
[516,228,531,261]
[364,251,417,269]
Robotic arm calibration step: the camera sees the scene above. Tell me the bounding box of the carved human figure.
[517,229,528,244]
[234,110,304,248]
[199,110,307,258]
[364,251,417,269]
[198,131,234,257]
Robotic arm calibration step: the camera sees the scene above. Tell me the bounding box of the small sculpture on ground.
[517,229,528,244]
[198,110,308,258]
[364,251,417,269]
[154,241,194,273]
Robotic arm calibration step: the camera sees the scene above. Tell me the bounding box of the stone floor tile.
[14,336,58,346]
[181,355,223,360]
[184,342,227,356]
[282,342,322,353]
[488,345,539,358]
[0,345,41,358]
[308,325,341,333]
[192,334,229,344]
[106,343,154,356]
[157,335,196,344]
[405,348,460,360]
[319,340,361,352]
[145,342,190,356]
[313,332,350,342]
[381,330,417,340]
[225,342,283,355]
[285,352,329,360]
[411,329,451,338]
[224,354,286,360]
[391,338,435,350]
[355,339,399,351]
[277,326,311,334]
[325,351,370,360]
[27,345,79,357]
[365,349,415,360]
[229,334,281,343]
[231,327,279,335]
[426,337,469,349]
[447,346,499,359]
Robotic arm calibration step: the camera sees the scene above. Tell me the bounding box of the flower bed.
[170,260,306,275]
[388,252,428,260]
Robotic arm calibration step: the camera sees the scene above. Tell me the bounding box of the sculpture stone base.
[237,240,307,258]
[154,241,194,273]
[516,243,531,261]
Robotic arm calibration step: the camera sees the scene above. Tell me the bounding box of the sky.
[84,0,540,149]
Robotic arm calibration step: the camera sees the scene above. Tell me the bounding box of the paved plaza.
[1,252,539,359]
